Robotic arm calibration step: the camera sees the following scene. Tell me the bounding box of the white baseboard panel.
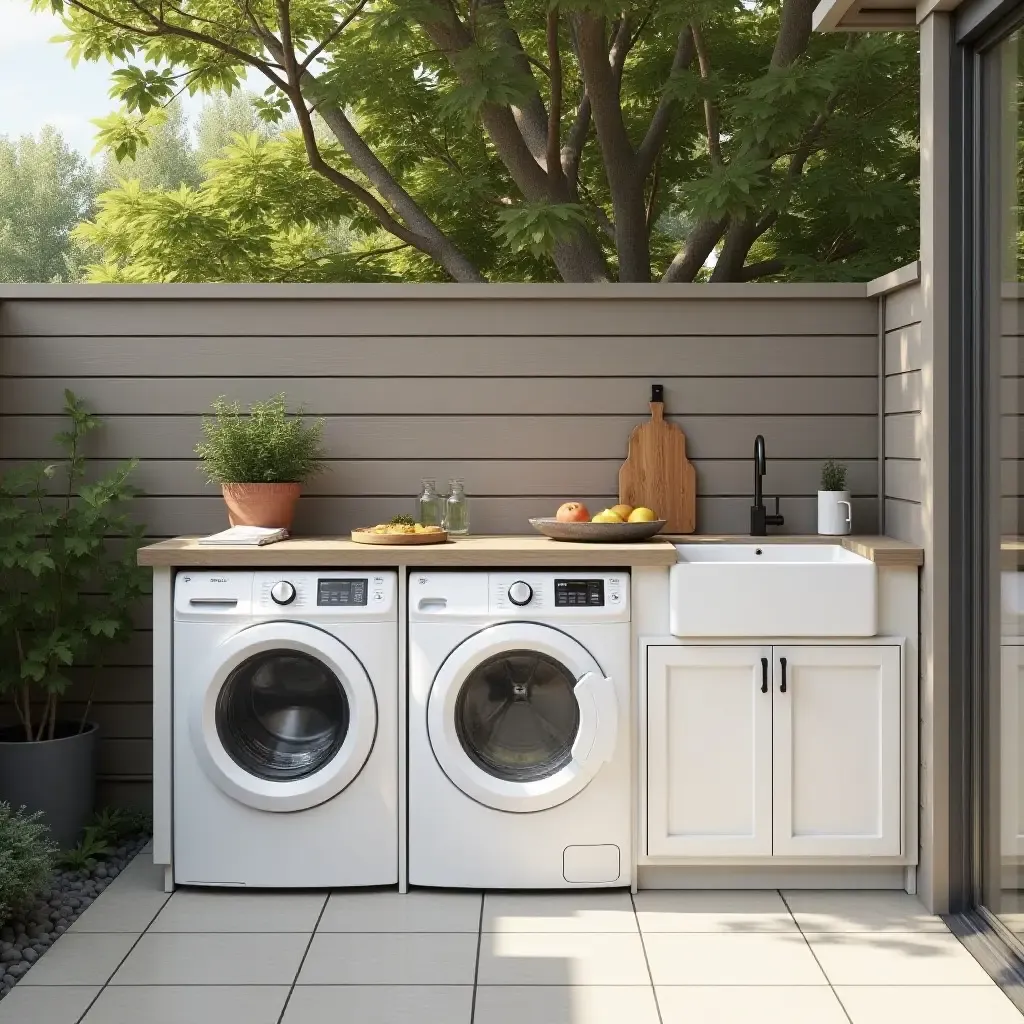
[638,864,908,890]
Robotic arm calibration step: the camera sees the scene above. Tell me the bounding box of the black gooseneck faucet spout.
[750,434,783,536]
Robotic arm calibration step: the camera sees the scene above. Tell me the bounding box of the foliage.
[38,0,920,283]
[389,514,415,526]
[57,824,113,870]
[0,805,56,923]
[77,132,374,282]
[820,458,848,491]
[98,102,202,191]
[0,391,147,742]
[0,126,96,282]
[90,806,153,843]
[196,394,327,484]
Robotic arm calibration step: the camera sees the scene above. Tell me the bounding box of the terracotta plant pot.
[221,482,302,529]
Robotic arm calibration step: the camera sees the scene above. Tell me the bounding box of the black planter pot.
[0,722,97,849]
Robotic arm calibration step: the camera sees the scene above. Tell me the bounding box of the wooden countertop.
[138,534,922,568]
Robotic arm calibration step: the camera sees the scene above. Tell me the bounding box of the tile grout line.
[777,890,854,1024]
[274,892,330,1024]
[469,894,485,1024]
[630,892,664,1024]
[69,856,172,1024]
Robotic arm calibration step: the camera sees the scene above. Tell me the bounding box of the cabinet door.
[647,645,773,857]
[772,645,901,857]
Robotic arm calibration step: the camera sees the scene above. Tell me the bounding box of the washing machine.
[173,569,397,887]
[409,571,631,889]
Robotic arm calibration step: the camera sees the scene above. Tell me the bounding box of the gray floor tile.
[0,985,99,1023]
[281,985,474,1023]
[106,855,165,894]
[782,890,948,932]
[69,891,169,933]
[475,986,661,1024]
[109,932,308,986]
[634,890,796,932]
[21,934,138,987]
[805,931,995,985]
[836,985,1022,1022]
[482,892,637,933]
[298,932,478,985]
[657,985,850,1023]
[319,891,481,932]
[149,890,326,932]
[81,985,291,1024]
[643,932,828,986]
[477,931,649,985]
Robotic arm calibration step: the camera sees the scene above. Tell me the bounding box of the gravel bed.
[0,833,150,1000]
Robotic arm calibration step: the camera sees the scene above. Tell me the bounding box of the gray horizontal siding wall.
[881,276,924,544]
[0,284,880,811]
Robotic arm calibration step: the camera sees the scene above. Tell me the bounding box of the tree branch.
[690,22,721,166]
[738,257,786,281]
[662,217,727,282]
[561,93,591,194]
[546,9,564,187]
[636,26,694,179]
[299,0,369,70]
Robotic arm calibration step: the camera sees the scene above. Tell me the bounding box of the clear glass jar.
[416,478,444,528]
[444,479,469,535]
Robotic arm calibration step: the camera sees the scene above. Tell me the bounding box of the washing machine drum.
[192,622,377,812]
[428,623,619,813]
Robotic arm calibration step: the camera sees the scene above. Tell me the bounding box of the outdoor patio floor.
[0,851,1020,1024]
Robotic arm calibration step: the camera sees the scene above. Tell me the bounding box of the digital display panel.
[318,579,368,606]
[554,579,604,607]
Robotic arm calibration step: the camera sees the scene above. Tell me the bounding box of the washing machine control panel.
[253,571,396,618]
[487,572,628,620]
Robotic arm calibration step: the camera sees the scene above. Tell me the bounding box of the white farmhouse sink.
[670,544,877,637]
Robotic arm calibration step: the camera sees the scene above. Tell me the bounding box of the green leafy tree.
[98,101,202,190]
[77,131,385,280]
[0,126,96,282]
[39,0,919,282]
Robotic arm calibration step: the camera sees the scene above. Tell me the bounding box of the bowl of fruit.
[529,503,667,543]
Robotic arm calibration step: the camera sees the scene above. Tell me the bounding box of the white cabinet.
[646,646,772,857]
[646,642,903,860]
[772,646,901,857]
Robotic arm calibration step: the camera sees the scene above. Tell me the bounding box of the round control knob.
[270,581,296,605]
[508,581,533,607]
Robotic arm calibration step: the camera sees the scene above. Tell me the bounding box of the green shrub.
[0,390,147,742]
[196,393,326,484]
[820,459,848,492]
[0,805,56,922]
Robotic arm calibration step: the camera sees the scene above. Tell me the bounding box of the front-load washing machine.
[173,569,397,887]
[409,571,631,889]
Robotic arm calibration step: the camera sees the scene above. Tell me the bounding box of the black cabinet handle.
[760,657,768,693]
[779,656,787,693]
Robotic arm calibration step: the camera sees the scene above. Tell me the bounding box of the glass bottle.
[444,479,469,535]
[416,478,444,527]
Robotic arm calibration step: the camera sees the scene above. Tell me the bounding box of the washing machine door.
[427,623,618,813]
[191,621,377,811]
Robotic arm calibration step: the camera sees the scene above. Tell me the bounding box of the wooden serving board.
[351,529,448,545]
[618,384,696,534]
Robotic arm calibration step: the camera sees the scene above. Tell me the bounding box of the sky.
[0,0,242,158]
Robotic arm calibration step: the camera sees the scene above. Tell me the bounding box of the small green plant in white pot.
[818,459,852,535]
[196,394,326,530]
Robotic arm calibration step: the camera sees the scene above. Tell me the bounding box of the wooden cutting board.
[618,384,696,534]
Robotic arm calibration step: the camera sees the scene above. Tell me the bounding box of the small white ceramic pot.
[818,490,852,535]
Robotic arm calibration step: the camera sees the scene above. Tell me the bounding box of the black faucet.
[751,434,784,536]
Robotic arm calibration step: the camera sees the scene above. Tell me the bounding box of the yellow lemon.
[610,503,633,520]
[592,509,625,524]
[628,507,656,523]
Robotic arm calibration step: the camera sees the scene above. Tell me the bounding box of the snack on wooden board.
[368,521,444,536]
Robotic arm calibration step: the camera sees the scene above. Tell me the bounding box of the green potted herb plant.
[818,459,852,536]
[0,392,146,848]
[196,394,326,530]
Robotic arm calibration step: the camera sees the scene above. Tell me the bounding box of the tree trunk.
[575,16,650,281]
